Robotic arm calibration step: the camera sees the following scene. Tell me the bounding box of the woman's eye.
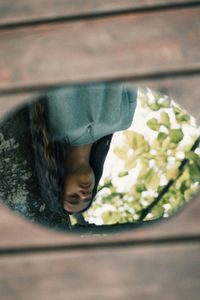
[71,194,78,198]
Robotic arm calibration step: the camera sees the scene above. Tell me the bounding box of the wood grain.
[0,7,199,92]
[0,0,199,26]
[0,243,200,300]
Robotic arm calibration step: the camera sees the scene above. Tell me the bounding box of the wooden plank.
[0,0,199,26]
[0,76,200,121]
[0,244,200,300]
[0,188,199,248]
[0,7,199,92]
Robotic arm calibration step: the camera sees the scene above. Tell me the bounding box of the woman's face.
[63,164,95,214]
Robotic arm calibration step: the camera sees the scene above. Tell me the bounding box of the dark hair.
[29,95,112,215]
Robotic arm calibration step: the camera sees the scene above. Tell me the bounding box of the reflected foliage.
[70,88,200,225]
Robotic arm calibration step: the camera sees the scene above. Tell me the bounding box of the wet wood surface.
[0,1,200,299]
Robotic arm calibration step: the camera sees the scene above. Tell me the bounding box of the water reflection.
[81,87,200,226]
[0,83,199,233]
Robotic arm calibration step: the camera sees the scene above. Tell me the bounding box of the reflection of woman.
[29,83,137,215]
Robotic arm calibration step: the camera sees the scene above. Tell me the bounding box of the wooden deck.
[0,1,200,299]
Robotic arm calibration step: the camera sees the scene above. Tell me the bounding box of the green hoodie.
[46,82,138,145]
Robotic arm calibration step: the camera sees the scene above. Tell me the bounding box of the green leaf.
[142,153,154,160]
[113,146,129,160]
[180,180,189,195]
[123,131,146,151]
[188,163,200,182]
[169,129,184,143]
[159,98,171,108]
[118,171,129,177]
[142,142,151,153]
[144,168,160,189]
[148,204,164,219]
[147,118,160,131]
[135,183,147,193]
[161,138,178,150]
[149,103,160,111]
[173,106,190,125]
[158,132,168,142]
[155,155,167,169]
[168,142,179,149]
[177,113,190,125]
[173,106,182,116]
[180,168,190,182]
[98,178,113,191]
[185,151,200,167]
[138,158,149,178]
[160,112,170,128]
[151,139,162,151]
[132,201,143,213]
[125,155,137,170]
